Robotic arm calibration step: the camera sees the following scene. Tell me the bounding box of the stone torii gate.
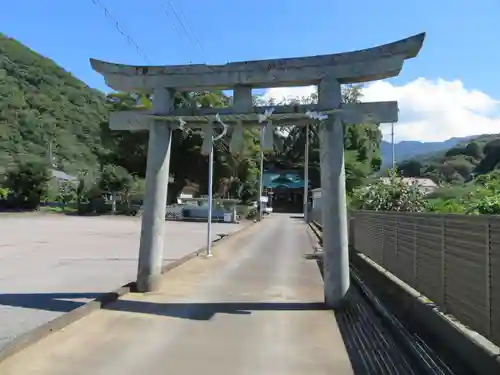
[90,32,425,307]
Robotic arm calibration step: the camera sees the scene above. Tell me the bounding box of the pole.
[258,127,264,221]
[391,122,395,172]
[204,119,228,257]
[136,87,174,292]
[207,142,214,257]
[48,141,53,167]
[318,78,350,308]
[303,124,310,222]
[258,149,264,221]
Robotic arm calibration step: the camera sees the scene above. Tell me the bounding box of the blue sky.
[3,0,500,141]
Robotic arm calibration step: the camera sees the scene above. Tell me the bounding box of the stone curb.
[0,220,258,364]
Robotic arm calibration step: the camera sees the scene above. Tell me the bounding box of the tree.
[267,85,383,192]
[474,139,500,175]
[100,86,383,204]
[0,187,9,209]
[467,171,500,214]
[398,159,423,177]
[475,195,500,215]
[465,142,482,159]
[5,161,51,209]
[0,187,8,200]
[447,157,474,179]
[126,177,146,202]
[98,164,133,214]
[102,90,262,203]
[0,34,108,175]
[56,180,77,206]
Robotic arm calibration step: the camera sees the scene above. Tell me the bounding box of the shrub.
[246,207,258,219]
[351,175,427,212]
[427,199,467,214]
[475,195,500,215]
[4,161,51,209]
[0,187,9,200]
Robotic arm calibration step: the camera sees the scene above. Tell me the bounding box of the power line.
[165,1,202,57]
[172,2,206,57]
[159,1,197,62]
[159,1,207,64]
[159,2,185,41]
[90,0,151,64]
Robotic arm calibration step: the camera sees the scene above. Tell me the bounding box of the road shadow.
[0,293,326,321]
[313,258,418,374]
[104,300,327,321]
[0,292,102,312]
[289,215,305,220]
[63,212,107,216]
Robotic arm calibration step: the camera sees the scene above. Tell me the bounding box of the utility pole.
[206,118,228,257]
[303,124,310,222]
[206,140,214,257]
[48,140,57,169]
[258,127,264,221]
[391,122,396,172]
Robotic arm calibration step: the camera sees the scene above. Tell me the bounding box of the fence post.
[349,216,355,251]
[441,216,447,309]
[413,217,418,288]
[381,215,385,266]
[395,214,399,257]
[485,217,492,337]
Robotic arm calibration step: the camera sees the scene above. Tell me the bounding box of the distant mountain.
[394,133,500,183]
[380,136,478,166]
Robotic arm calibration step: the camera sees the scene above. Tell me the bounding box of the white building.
[379,177,438,194]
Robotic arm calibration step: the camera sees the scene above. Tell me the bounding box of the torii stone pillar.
[135,87,174,292]
[318,78,349,306]
[90,32,425,302]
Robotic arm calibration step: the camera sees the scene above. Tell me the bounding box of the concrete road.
[0,214,244,349]
[0,214,353,374]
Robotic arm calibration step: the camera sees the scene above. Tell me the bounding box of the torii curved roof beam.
[90,32,425,92]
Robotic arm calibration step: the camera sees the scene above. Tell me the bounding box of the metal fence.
[310,200,500,345]
[350,211,500,346]
[309,196,322,224]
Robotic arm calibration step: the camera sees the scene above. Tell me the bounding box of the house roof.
[50,169,77,181]
[263,170,306,189]
[380,177,437,188]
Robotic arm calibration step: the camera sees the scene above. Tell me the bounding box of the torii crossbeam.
[90,32,425,307]
[107,102,399,130]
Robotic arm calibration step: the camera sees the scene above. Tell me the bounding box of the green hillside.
[0,33,108,175]
[0,33,383,210]
[397,133,500,183]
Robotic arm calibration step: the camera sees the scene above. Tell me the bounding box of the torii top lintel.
[90,32,425,92]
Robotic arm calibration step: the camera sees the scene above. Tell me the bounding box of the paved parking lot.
[0,214,244,349]
[0,214,355,375]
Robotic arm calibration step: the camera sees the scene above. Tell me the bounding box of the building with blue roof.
[262,169,309,213]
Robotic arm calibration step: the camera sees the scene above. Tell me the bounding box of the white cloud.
[262,79,500,142]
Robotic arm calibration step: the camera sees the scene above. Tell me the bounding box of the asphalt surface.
[0,214,354,375]
[0,214,244,349]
